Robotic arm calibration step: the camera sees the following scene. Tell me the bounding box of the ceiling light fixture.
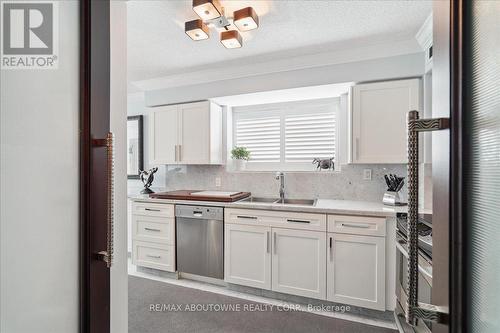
[184,1,260,49]
[192,0,223,21]
[185,19,210,41]
[220,30,242,49]
[233,7,259,32]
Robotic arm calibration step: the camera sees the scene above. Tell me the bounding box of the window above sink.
[229,97,343,172]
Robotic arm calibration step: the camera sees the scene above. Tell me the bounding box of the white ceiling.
[127,0,432,83]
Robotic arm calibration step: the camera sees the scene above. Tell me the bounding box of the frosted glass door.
[465,2,500,331]
[0,1,80,332]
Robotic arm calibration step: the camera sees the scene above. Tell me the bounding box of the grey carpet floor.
[128,276,396,333]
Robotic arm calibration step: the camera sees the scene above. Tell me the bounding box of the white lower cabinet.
[132,215,175,244]
[272,228,326,299]
[131,202,176,272]
[223,209,389,310]
[327,233,386,310]
[224,224,271,290]
[132,240,176,272]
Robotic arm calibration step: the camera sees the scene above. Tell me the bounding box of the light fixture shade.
[233,7,259,32]
[192,0,222,21]
[220,30,242,49]
[185,19,209,41]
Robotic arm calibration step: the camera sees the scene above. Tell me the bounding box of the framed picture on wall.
[127,115,143,179]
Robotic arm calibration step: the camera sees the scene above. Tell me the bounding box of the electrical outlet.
[215,177,221,187]
[363,169,372,180]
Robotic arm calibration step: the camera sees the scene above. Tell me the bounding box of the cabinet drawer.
[225,208,326,232]
[132,241,175,272]
[132,202,174,217]
[327,215,386,236]
[132,215,175,245]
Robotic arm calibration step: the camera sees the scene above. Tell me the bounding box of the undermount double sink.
[240,197,317,207]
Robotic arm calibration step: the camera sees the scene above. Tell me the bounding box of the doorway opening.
[121,1,433,332]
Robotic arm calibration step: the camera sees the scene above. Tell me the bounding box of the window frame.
[231,98,341,172]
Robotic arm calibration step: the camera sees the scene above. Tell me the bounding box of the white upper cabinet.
[149,105,178,165]
[350,79,421,163]
[178,102,209,164]
[149,101,223,165]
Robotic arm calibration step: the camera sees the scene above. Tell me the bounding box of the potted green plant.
[231,146,250,170]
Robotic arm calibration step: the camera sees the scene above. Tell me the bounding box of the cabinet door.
[351,79,420,163]
[149,105,178,165]
[224,224,271,290]
[272,228,326,299]
[327,233,385,310]
[178,101,210,164]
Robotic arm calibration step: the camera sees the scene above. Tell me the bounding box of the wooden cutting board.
[149,190,251,202]
[191,191,241,197]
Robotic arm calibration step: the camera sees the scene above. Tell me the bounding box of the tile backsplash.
[129,164,407,203]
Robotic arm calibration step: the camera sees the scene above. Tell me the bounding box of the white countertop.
[129,194,406,218]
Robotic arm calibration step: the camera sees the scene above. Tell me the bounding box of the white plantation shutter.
[233,98,338,170]
[285,112,335,162]
[234,114,281,162]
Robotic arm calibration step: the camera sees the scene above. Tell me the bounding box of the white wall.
[128,51,423,200]
[145,53,424,106]
[0,2,80,332]
[127,94,407,202]
[127,94,169,192]
[110,2,128,333]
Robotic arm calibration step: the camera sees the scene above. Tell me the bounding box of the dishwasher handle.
[175,205,224,221]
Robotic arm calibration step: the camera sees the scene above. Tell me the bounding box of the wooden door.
[81,1,112,332]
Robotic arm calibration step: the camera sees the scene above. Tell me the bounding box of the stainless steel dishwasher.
[175,205,224,279]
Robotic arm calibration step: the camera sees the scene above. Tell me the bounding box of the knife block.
[383,191,407,206]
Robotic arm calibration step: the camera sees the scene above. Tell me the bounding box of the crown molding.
[144,52,424,107]
[415,13,433,51]
[127,91,145,103]
[131,37,422,92]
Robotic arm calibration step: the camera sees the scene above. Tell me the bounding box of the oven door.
[395,232,433,333]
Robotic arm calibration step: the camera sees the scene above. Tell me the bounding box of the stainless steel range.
[395,212,433,333]
[397,213,433,258]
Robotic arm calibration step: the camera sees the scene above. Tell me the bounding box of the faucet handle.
[275,171,284,179]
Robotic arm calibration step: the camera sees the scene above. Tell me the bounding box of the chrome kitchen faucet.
[276,172,285,203]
